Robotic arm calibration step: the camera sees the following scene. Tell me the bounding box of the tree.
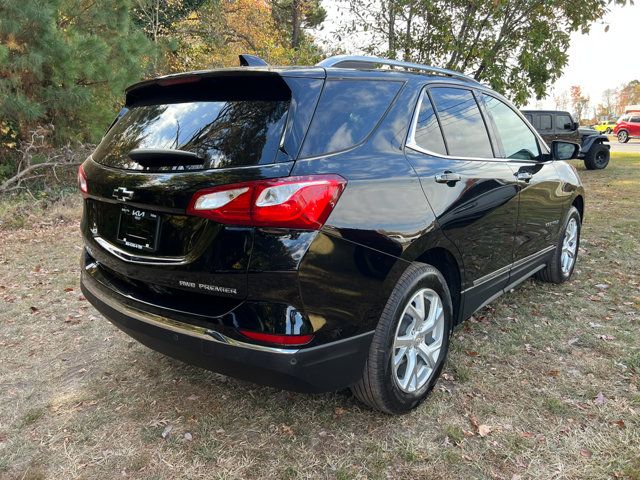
[570,85,590,121]
[337,0,629,105]
[168,0,323,73]
[554,91,569,111]
[618,80,640,109]
[601,88,617,118]
[272,0,327,49]
[0,0,152,143]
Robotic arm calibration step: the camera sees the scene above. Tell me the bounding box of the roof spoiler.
[239,54,268,67]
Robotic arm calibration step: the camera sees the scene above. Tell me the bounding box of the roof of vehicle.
[521,110,572,116]
[125,54,484,100]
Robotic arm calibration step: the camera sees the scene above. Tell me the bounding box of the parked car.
[613,113,640,143]
[79,55,585,414]
[592,121,617,134]
[521,110,610,170]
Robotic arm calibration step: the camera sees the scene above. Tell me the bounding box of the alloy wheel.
[392,288,445,393]
[561,218,578,275]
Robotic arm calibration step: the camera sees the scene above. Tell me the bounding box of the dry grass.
[0,154,638,479]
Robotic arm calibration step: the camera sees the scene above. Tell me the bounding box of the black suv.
[79,55,585,414]
[522,110,610,170]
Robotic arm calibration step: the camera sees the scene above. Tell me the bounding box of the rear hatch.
[81,69,325,312]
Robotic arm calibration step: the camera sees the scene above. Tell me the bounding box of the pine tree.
[0,0,153,143]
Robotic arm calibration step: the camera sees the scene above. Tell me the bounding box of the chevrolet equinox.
[79,55,585,414]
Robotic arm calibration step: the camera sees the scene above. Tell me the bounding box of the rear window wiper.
[128,148,204,167]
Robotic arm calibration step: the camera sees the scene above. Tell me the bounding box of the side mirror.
[551,141,580,160]
[572,121,579,131]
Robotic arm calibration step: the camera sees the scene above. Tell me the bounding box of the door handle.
[435,171,461,184]
[515,171,533,182]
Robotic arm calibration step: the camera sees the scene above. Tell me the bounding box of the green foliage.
[340,0,630,105]
[0,0,152,144]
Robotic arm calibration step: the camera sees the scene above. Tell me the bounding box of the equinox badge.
[112,187,134,202]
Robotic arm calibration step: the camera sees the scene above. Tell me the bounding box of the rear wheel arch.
[415,248,462,324]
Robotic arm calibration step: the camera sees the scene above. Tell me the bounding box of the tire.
[584,143,610,170]
[618,130,629,143]
[351,263,453,414]
[606,128,612,134]
[535,206,581,284]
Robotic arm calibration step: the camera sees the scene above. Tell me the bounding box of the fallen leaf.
[524,344,532,353]
[598,335,615,341]
[546,369,560,377]
[594,283,609,290]
[64,287,74,292]
[567,337,579,345]
[186,394,199,401]
[579,448,592,458]
[520,431,534,438]
[466,351,479,357]
[478,425,492,437]
[469,415,480,430]
[334,407,347,416]
[610,419,625,429]
[30,306,38,313]
[184,432,193,441]
[161,425,173,439]
[594,392,607,406]
[442,373,454,381]
[34,265,41,272]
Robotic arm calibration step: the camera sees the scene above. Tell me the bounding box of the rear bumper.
[81,270,373,393]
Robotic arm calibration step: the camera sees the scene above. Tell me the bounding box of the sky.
[313,2,640,112]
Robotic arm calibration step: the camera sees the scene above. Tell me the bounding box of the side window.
[539,114,553,131]
[630,116,640,123]
[482,95,540,160]
[412,91,447,155]
[300,79,402,158]
[524,114,533,124]
[429,87,493,158]
[556,114,573,131]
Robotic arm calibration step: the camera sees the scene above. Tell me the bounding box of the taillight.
[78,164,88,197]
[187,175,346,230]
[239,330,314,346]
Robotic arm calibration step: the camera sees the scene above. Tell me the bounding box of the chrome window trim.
[406,85,502,162]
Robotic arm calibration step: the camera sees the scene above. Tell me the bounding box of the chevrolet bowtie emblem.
[112,187,134,202]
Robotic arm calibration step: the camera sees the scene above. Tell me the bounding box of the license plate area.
[116,206,160,253]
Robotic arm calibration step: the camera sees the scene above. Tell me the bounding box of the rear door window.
[299,79,402,158]
[429,87,493,158]
[556,114,573,131]
[412,91,447,155]
[539,114,553,131]
[482,95,540,160]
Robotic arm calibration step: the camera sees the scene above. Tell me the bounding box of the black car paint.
[80,66,585,392]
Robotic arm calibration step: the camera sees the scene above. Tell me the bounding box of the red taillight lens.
[239,330,314,346]
[78,164,88,197]
[187,175,346,230]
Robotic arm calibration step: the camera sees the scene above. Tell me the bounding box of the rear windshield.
[299,79,402,158]
[93,100,289,171]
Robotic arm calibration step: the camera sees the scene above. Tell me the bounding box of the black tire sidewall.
[378,267,453,412]
[585,144,609,170]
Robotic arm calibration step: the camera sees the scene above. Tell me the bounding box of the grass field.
[1,153,638,479]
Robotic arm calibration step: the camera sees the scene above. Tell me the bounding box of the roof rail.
[316,55,480,84]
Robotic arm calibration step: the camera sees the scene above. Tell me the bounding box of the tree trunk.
[292,0,301,49]
[387,0,396,59]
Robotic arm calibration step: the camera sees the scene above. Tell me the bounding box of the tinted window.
[429,87,493,158]
[556,114,572,131]
[631,116,640,123]
[483,95,540,160]
[524,114,533,124]
[413,92,447,155]
[539,114,553,131]
[300,80,402,157]
[94,100,289,171]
